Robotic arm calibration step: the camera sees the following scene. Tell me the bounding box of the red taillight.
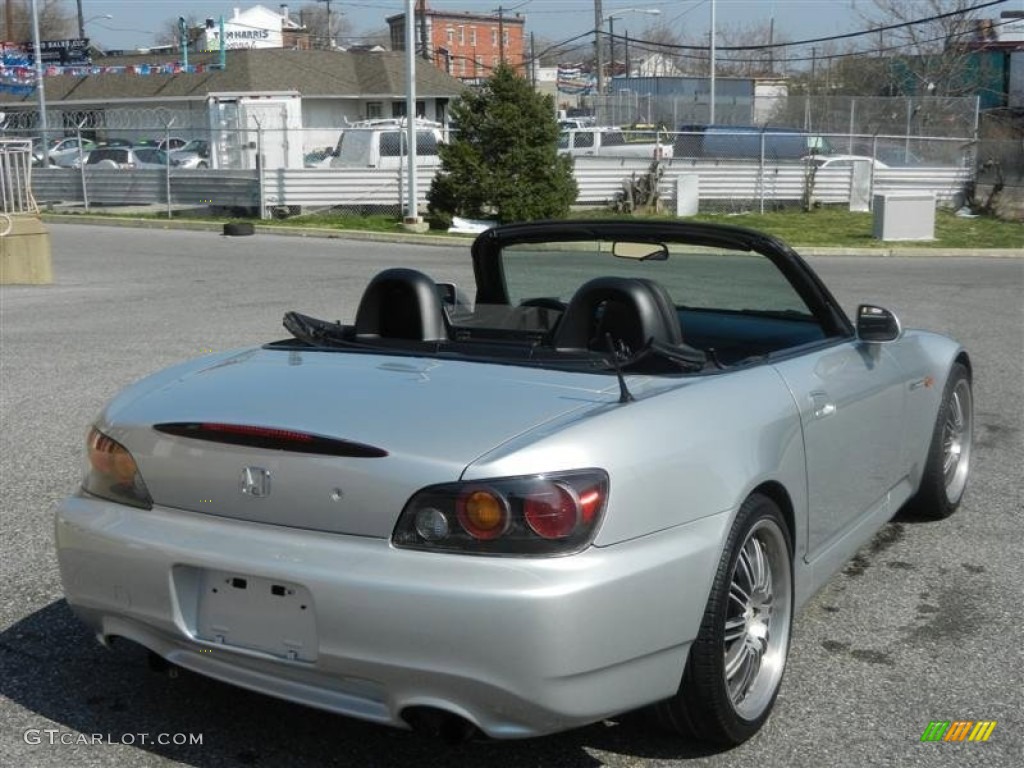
[200,422,314,442]
[524,482,578,539]
[393,470,609,556]
[579,488,602,522]
[154,422,387,457]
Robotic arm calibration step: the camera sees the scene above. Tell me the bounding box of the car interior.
[280,243,835,376]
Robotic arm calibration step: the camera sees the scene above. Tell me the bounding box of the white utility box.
[675,174,699,217]
[873,193,936,240]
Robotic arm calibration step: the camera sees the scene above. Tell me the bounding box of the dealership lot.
[1,223,1021,767]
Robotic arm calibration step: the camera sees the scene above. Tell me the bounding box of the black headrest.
[354,268,447,342]
[553,277,683,354]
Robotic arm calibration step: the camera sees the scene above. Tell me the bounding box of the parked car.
[86,146,170,169]
[65,139,138,169]
[135,137,188,152]
[804,154,890,170]
[329,118,445,169]
[169,139,211,169]
[558,127,673,159]
[675,125,827,161]
[55,220,972,746]
[32,136,95,167]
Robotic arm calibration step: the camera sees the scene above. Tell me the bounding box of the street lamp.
[605,8,659,81]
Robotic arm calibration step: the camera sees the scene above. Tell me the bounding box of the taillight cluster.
[82,427,153,509]
[392,470,608,556]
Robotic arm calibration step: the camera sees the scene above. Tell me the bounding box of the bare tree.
[858,0,991,96]
[353,26,392,51]
[4,0,75,42]
[154,15,202,48]
[711,21,790,78]
[295,3,353,49]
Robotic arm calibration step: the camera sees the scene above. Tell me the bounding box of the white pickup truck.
[558,128,673,160]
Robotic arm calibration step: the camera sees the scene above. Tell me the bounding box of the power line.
[607,0,1009,52]
[612,16,1020,67]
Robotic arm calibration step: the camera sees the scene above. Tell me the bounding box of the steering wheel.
[520,297,566,312]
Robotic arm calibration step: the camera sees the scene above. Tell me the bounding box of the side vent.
[154,423,388,458]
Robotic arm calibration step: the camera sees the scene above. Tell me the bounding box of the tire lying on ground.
[223,222,255,237]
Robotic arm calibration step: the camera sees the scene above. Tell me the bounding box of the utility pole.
[498,6,504,64]
[316,0,332,49]
[608,16,614,81]
[594,0,603,98]
[76,0,85,40]
[530,31,536,86]
[709,0,716,124]
[768,14,774,74]
[419,0,429,61]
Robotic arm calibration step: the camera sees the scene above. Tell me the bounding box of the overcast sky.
[61,0,1024,53]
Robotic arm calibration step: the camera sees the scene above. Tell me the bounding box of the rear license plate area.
[193,569,317,662]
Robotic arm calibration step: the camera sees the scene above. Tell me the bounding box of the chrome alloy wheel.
[723,518,792,720]
[942,378,973,503]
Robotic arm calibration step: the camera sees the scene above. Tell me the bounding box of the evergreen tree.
[429,64,577,224]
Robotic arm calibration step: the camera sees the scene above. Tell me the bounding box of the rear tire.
[654,493,793,746]
[223,222,255,237]
[904,362,972,520]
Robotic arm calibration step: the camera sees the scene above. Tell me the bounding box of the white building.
[201,4,303,51]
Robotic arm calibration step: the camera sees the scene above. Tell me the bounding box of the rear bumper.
[55,494,727,738]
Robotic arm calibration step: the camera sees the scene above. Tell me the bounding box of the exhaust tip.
[402,706,480,745]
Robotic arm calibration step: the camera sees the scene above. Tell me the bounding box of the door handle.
[810,391,836,419]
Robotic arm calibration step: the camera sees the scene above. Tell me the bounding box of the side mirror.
[436,282,458,306]
[856,304,902,342]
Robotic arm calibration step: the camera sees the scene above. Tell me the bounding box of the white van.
[329,118,445,169]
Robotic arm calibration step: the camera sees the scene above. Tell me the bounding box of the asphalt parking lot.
[1,223,1022,768]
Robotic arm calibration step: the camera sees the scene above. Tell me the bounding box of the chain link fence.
[587,93,979,140]
[5,114,979,219]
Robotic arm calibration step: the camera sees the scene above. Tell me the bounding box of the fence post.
[76,119,90,212]
[870,133,879,208]
[759,127,766,215]
[848,99,855,155]
[164,118,175,219]
[257,122,268,220]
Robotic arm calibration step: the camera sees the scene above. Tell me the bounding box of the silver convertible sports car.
[56,220,973,745]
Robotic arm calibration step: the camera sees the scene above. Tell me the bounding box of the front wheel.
[904,362,973,520]
[654,493,793,746]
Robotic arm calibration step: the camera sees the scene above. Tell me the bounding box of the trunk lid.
[104,347,618,536]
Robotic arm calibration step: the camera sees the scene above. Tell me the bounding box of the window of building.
[447,28,453,44]
[491,28,497,46]
[470,27,476,46]
[366,101,383,119]
[458,26,464,44]
[503,29,509,46]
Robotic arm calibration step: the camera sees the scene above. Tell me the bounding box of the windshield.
[491,240,814,326]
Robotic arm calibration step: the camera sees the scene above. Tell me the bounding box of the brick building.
[386,1,527,82]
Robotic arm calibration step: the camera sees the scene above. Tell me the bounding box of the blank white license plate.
[195,569,317,662]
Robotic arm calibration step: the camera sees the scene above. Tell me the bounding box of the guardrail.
[32,168,259,208]
[29,162,970,214]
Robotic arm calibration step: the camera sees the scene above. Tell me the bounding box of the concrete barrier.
[0,216,53,284]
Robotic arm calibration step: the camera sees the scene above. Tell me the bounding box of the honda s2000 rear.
[56,221,971,744]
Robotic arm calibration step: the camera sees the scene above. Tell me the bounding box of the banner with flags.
[0,56,223,94]
[556,65,596,96]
